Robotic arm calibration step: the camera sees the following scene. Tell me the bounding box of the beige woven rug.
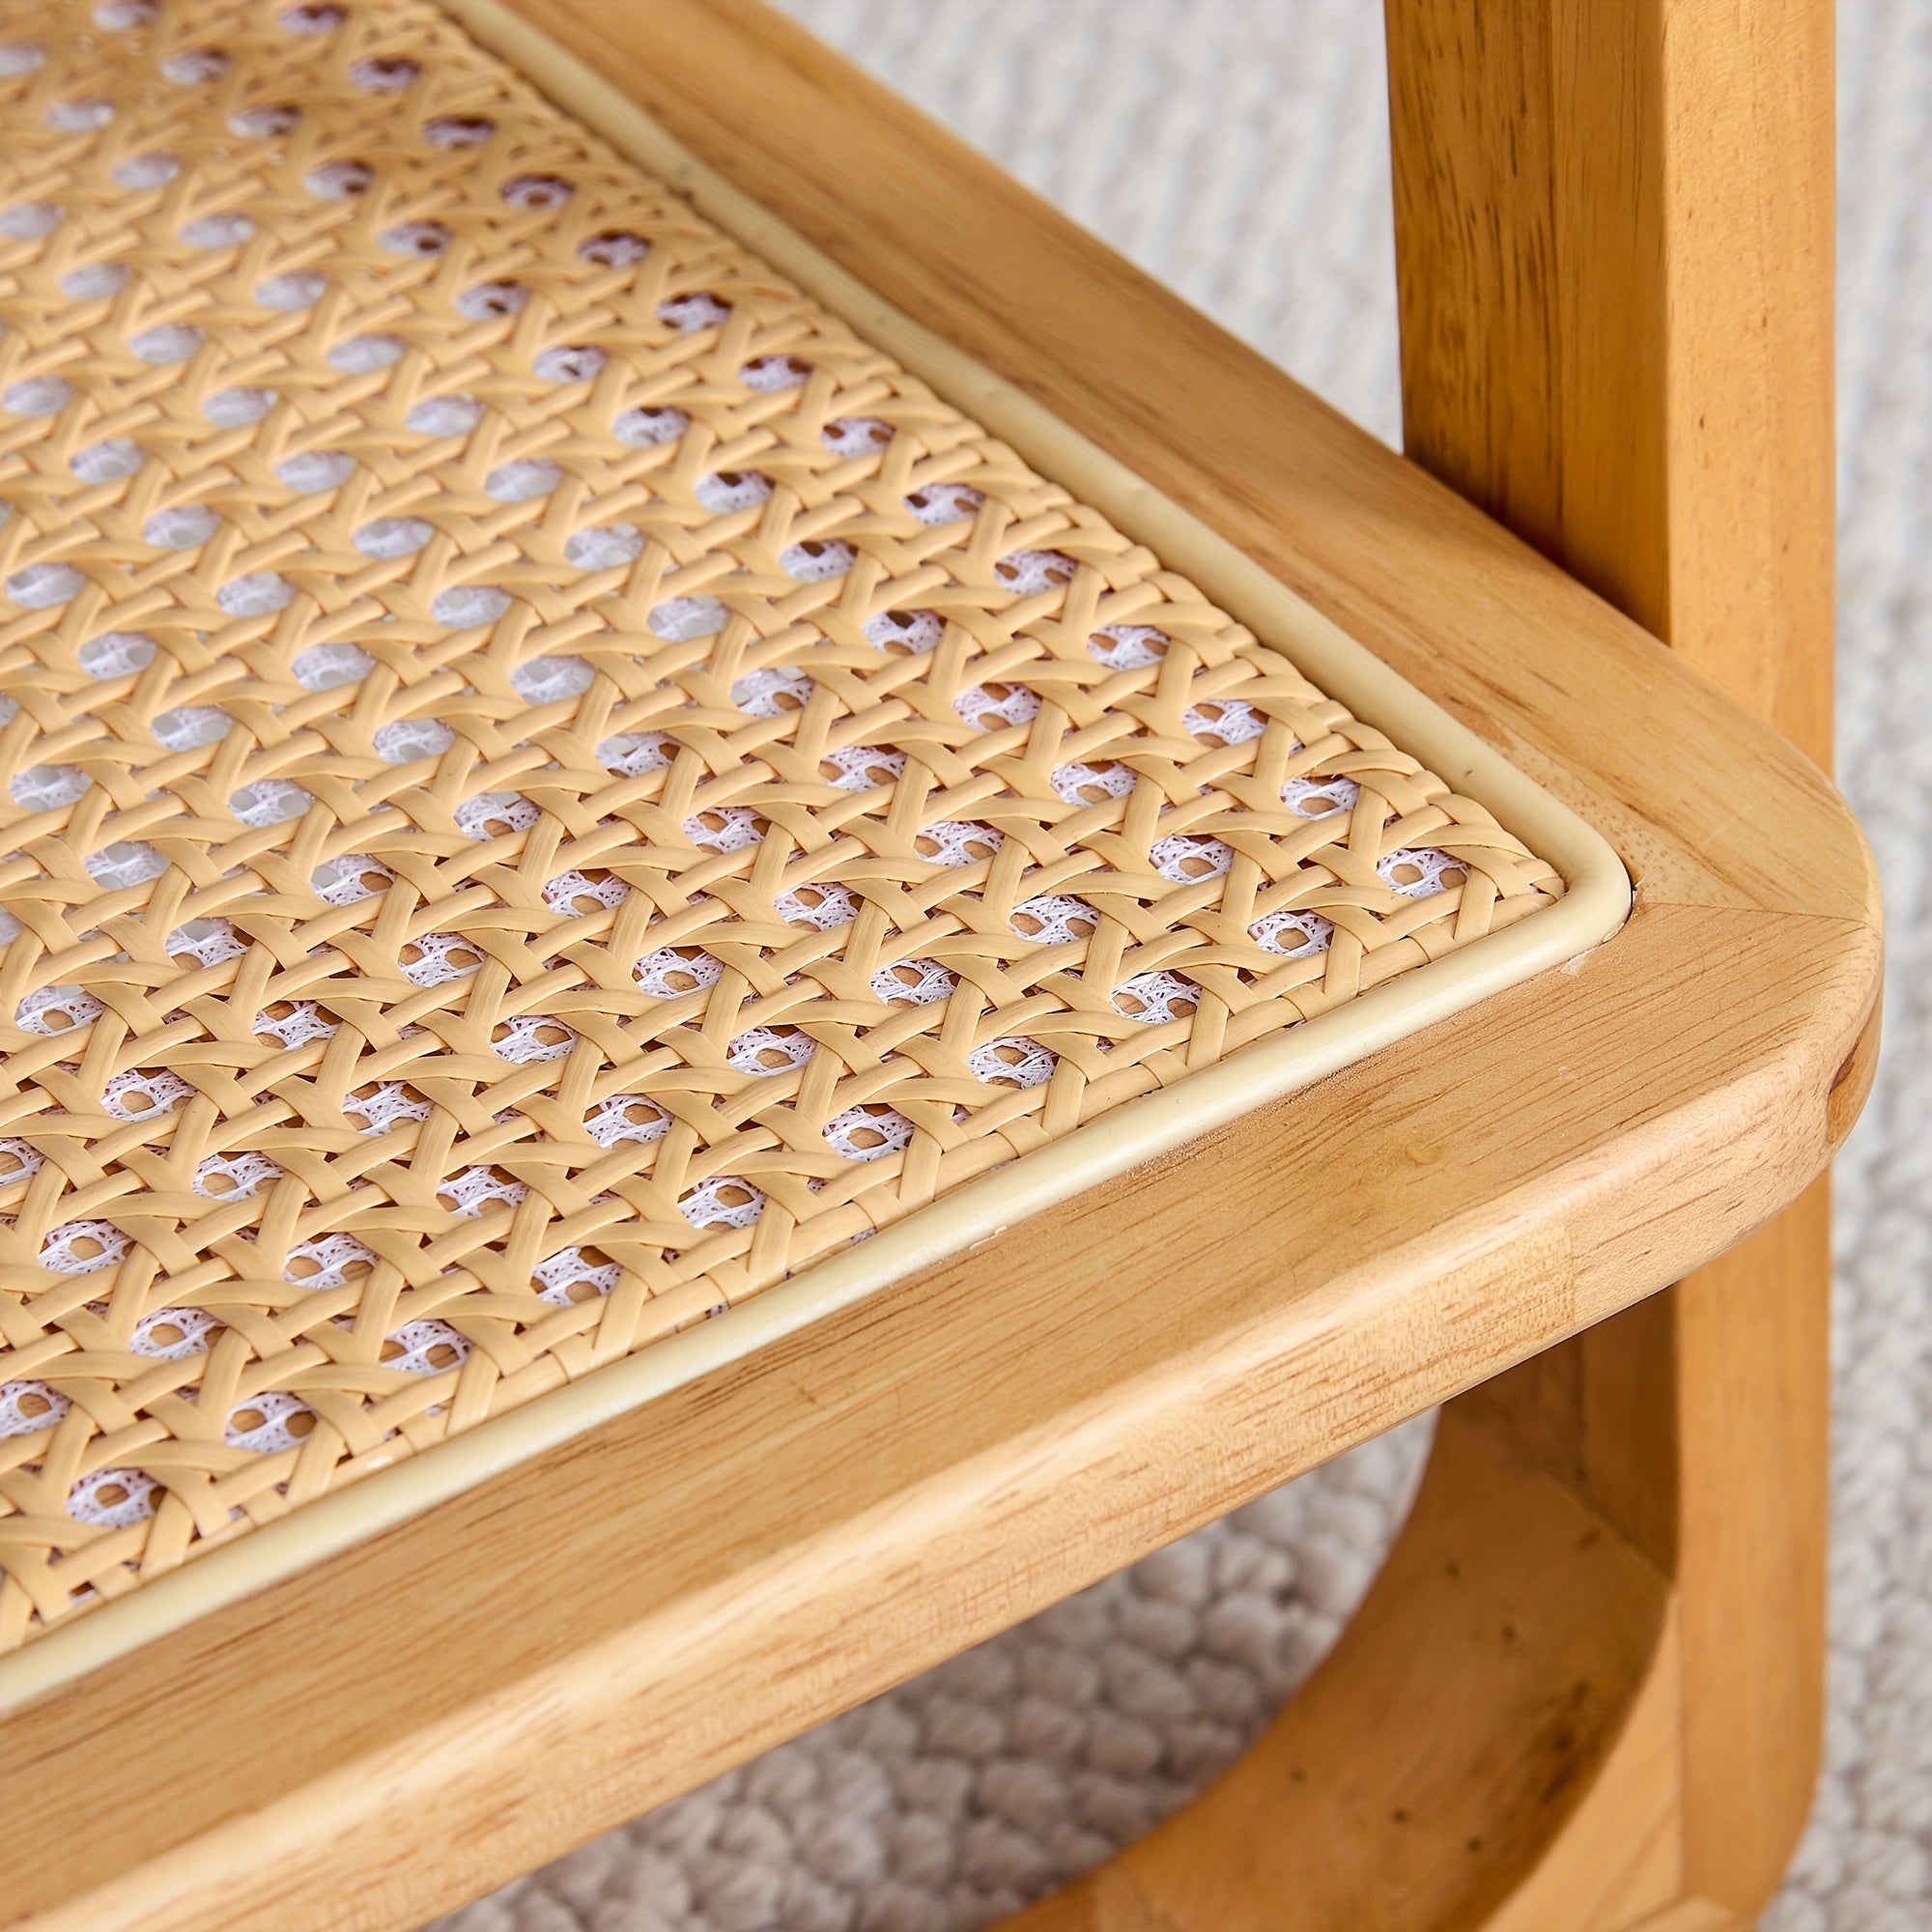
[418,3,1922,1927]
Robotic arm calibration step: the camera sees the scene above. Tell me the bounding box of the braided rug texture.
[440,3,1932,1931]
[0,0,1564,1655]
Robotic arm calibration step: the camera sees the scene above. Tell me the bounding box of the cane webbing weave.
[0,0,1562,1652]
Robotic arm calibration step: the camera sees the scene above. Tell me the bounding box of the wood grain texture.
[1386,0,1839,1918]
[1024,0,1842,1924]
[1389,0,1834,762]
[1014,1410,1679,1932]
[0,4,1872,1930]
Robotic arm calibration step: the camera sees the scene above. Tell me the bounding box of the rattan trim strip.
[0,0,1627,1707]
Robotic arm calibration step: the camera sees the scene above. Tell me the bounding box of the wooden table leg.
[1004,0,1841,1923]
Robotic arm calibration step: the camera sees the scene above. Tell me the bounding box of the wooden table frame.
[0,4,1872,1929]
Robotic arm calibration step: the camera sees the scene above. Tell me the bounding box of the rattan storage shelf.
[0,0,1624,1689]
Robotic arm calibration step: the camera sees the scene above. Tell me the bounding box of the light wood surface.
[1016,1406,1682,1932]
[1388,0,1834,763]
[1008,1,1843,1926]
[1391,0,1840,1918]
[0,4,1872,1929]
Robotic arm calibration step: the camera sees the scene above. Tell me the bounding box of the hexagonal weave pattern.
[0,0,1560,1653]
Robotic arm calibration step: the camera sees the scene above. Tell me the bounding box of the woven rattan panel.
[0,0,1562,1653]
